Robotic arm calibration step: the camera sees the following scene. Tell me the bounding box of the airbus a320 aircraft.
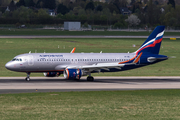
[5,26,168,81]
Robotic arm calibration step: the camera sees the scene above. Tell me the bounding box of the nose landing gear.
[25,72,31,81]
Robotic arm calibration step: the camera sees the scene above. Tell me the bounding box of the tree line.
[0,0,180,29]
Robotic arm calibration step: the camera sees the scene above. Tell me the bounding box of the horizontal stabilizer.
[147,56,168,63]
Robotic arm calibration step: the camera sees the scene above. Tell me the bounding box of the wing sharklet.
[70,47,76,53]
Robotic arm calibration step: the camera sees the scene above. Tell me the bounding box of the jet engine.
[63,68,85,80]
[43,72,60,77]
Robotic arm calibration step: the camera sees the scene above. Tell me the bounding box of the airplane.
[5,26,168,81]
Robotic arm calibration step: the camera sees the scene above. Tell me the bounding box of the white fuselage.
[5,53,136,72]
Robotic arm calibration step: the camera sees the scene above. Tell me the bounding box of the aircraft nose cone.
[5,62,13,70]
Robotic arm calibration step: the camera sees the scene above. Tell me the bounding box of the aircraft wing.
[63,52,143,72]
[56,62,127,72]
[64,62,125,72]
[66,61,138,72]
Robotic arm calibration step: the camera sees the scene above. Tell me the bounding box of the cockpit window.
[12,58,16,61]
[12,58,22,61]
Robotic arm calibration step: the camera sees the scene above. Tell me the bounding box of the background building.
[64,22,81,31]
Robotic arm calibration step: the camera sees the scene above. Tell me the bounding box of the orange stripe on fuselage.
[118,52,142,64]
[118,56,136,64]
[133,52,143,63]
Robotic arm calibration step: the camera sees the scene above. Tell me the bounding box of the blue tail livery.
[135,26,165,55]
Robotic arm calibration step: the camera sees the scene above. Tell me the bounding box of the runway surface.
[0,35,180,38]
[0,76,180,94]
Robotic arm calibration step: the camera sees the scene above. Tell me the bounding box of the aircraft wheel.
[26,77,30,81]
[87,76,94,81]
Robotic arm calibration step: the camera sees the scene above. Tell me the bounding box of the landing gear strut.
[25,72,31,81]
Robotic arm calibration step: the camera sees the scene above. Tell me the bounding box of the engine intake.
[64,68,82,80]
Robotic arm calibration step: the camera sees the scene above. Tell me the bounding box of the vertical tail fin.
[135,26,165,55]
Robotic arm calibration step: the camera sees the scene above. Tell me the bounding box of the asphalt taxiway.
[0,77,180,94]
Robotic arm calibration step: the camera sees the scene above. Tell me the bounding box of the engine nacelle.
[43,72,60,77]
[64,68,83,80]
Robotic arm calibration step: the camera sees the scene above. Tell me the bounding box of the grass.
[0,28,180,36]
[0,38,179,77]
[0,90,180,120]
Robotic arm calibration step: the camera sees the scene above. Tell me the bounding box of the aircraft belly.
[23,62,58,72]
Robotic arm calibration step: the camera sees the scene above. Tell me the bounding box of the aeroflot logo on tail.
[39,55,63,57]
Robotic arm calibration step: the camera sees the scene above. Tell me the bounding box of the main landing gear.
[87,76,94,81]
[25,72,31,81]
[87,73,94,81]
